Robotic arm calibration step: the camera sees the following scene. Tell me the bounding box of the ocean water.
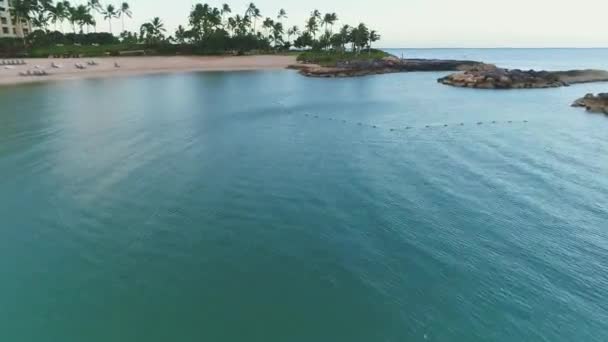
[1,49,607,342]
[385,48,608,70]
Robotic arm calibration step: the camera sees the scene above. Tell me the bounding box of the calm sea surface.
[1,49,607,341]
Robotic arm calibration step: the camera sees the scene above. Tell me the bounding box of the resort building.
[0,0,31,38]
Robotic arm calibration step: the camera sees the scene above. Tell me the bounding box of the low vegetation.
[297,49,390,67]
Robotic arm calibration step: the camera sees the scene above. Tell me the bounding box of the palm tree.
[287,25,299,42]
[103,4,117,33]
[351,23,369,53]
[220,3,231,27]
[140,16,165,43]
[367,29,380,52]
[338,24,351,50]
[83,12,96,33]
[262,17,273,37]
[118,2,132,33]
[67,4,78,33]
[37,0,55,30]
[245,3,260,33]
[252,7,261,33]
[31,11,50,31]
[319,30,331,50]
[271,21,283,48]
[305,16,318,38]
[232,14,249,36]
[227,16,236,35]
[9,0,36,39]
[322,12,337,33]
[48,2,63,31]
[87,0,102,12]
[74,4,89,32]
[86,0,102,31]
[277,8,286,22]
[174,24,188,43]
[150,17,165,34]
[58,1,71,32]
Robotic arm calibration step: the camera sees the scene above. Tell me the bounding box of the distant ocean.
[384,48,608,70]
[1,48,607,342]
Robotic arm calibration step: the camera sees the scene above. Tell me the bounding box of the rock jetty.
[438,66,608,89]
[291,56,486,77]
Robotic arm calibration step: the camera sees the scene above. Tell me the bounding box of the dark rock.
[290,57,486,78]
[572,93,608,114]
[438,67,608,89]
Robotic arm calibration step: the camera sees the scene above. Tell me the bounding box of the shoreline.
[0,55,300,86]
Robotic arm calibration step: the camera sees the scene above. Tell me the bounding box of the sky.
[105,0,608,48]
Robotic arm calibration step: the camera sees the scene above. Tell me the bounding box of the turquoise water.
[1,49,608,341]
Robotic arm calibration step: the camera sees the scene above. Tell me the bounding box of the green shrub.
[297,49,390,67]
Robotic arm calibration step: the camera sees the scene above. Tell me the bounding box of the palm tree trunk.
[122,16,125,33]
[108,19,112,34]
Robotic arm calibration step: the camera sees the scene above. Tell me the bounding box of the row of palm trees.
[174,2,380,51]
[10,0,380,52]
[10,0,132,36]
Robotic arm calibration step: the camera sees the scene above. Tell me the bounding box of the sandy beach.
[0,55,299,86]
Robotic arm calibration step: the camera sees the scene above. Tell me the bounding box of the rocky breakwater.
[438,65,608,89]
[292,56,486,77]
[572,93,608,114]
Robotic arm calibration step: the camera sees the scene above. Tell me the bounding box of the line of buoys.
[298,113,529,132]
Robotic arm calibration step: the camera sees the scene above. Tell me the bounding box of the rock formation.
[572,93,608,114]
[438,66,608,89]
[291,56,486,77]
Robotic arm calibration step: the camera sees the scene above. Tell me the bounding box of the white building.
[0,0,32,38]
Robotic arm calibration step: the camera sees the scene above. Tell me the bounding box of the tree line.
[6,1,380,54]
[171,3,381,52]
[10,0,132,35]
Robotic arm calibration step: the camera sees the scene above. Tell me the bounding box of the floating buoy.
[372,125,377,128]
[508,120,512,123]
[406,126,411,129]
[357,122,362,125]
[390,128,395,131]
[477,122,483,125]
[524,120,528,123]
[460,123,464,125]
[444,124,448,127]
[425,125,431,128]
